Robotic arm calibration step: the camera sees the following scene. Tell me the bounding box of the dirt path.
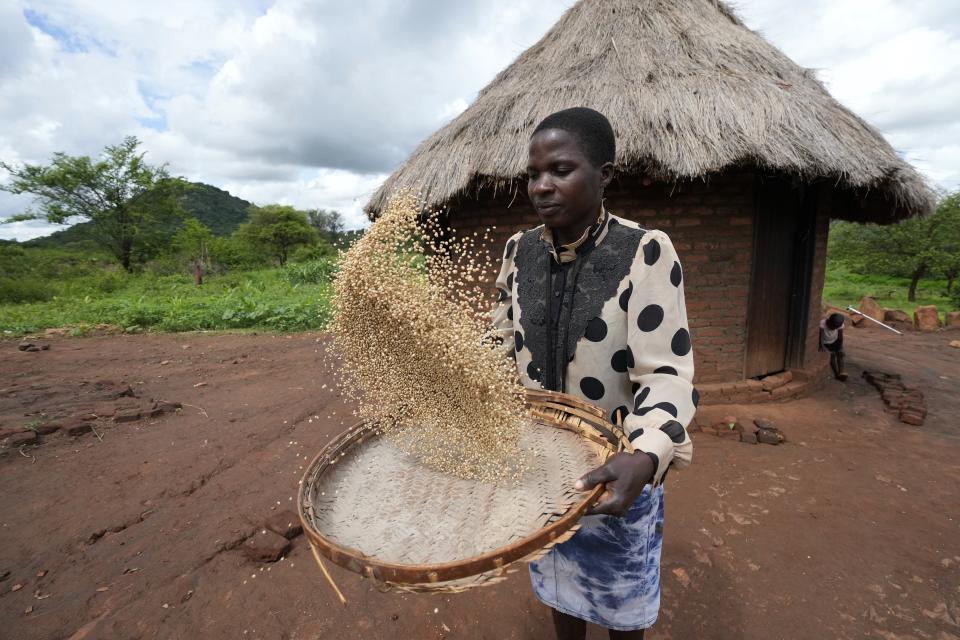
[0,328,957,640]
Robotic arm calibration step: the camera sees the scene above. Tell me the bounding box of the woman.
[490,107,697,639]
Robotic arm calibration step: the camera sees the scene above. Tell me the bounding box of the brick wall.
[445,171,828,386]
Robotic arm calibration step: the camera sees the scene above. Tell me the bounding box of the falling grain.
[329,191,527,481]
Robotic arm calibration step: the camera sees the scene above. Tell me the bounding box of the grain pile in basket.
[329,191,528,482]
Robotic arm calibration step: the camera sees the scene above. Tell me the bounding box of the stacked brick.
[862,371,927,426]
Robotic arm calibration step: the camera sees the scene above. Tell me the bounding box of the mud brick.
[761,371,793,392]
[715,423,742,440]
[65,421,92,436]
[740,430,758,444]
[770,384,799,400]
[899,412,924,426]
[243,530,290,562]
[113,409,141,423]
[265,510,303,539]
[8,431,38,447]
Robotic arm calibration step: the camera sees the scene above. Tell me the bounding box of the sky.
[1,0,958,241]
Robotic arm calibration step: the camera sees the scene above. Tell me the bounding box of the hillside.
[24,182,252,248]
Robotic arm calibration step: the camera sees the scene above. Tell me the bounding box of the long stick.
[309,541,347,605]
[845,306,904,335]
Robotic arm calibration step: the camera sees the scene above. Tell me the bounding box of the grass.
[822,263,955,318]
[0,249,335,336]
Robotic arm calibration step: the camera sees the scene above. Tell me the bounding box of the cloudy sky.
[1,0,958,240]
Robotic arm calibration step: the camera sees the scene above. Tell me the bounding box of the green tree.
[0,136,185,272]
[235,204,318,266]
[829,192,960,301]
[307,208,345,243]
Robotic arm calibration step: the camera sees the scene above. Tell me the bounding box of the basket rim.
[297,389,622,587]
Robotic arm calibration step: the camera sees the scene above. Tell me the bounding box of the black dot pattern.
[653,401,679,418]
[584,317,608,342]
[627,427,645,442]
[671,328,691,356]
[645,451,660,476]
[611,405,629,425]
[659,420,685,443]
[654,366,678,376]
[636,304,664,332]
[610,347,634,373]
[507,305,513,321]
[505,238,516,259]
[506,272,514,289]
[580,377,605,400]
[633,387,650,412]
[619,281,633,312]
[514,331,524,352]
[692,387,700,407]
[527,362,541,382]
[631,382,641,395]
[643,239,661,266]
[670,261,682,287]
[497,288,507,303]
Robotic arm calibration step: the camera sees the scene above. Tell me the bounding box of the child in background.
[820,312,847,381]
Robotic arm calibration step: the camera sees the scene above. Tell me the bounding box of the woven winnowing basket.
[298,389,633,594]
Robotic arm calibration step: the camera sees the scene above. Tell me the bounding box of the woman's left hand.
[574,452,655,517]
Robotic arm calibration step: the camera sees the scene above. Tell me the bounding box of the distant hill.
[24,182,252,248]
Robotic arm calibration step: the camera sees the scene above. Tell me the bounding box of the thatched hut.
[366,0,934,401]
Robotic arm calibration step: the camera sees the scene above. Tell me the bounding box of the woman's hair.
[532,107,615,167]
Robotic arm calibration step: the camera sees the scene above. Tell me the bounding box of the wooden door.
[744,177,815,378]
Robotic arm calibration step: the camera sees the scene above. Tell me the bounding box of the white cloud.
[1,0,958,242]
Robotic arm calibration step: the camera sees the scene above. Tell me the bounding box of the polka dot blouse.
[490,211,696,485]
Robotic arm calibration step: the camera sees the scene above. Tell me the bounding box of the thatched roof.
[366,0,935,222]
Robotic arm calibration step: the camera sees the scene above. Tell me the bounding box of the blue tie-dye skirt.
[529,484,665,631]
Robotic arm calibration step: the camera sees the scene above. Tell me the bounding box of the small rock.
[113,409,141,423]
[913,305,941,332]
[757,429,785,445]
[753,418,776,430]
[34,423,61,435]
[12,583,23,592]
[65,421,92,437]
[945,312,960,330]
[243,530,290,563]
[671,567,691,588]
[950,340,960,349]
[36,570,47,578]
[265,510,303,539]
[9,431,38,447]
[391,614,399,621]
[17,342,35,351]
[24,605,33,615]
[152,401,182,415]
[740,430,758,445]
[96,586,109,592]
[181,589,193,603]
[112,385,136,399]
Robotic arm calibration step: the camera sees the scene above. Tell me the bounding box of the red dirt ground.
[1,328,958,640]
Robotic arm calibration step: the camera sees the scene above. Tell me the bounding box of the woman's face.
[527,128,612,236]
